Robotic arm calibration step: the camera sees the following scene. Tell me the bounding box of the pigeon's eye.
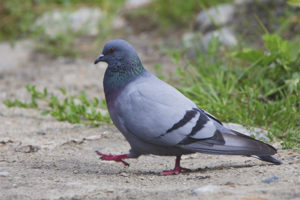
[109,48,115,54]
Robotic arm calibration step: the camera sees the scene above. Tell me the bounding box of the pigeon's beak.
[94,54,104,64]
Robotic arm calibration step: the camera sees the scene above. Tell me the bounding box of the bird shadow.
[125,163,273,176]
[191,163,270,173]
[15,155,275,177]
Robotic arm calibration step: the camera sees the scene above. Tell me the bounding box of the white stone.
[182,32,202,49]
[0,172,10,177]
[112,17,127,30]
[125,0,151,10]
[234,0,253,5]
[193,185,219,195]
[34,8,104,38]
[195,4,235,31]
[203,27,237,47]
[234,0,272,6]
[84,135,102,140]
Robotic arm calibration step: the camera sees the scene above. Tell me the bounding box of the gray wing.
[115,71,277,156]
[114,72,221,147]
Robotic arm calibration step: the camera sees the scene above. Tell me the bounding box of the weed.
[174,35,300,149]
[233,34,300,97]
[3,85,111,126]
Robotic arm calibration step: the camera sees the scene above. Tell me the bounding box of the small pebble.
[37,131,46,135]
[0,172,10,177]
[84,135,102,140]
[119,172,128,177]
[0,138,13,144]
[224,181,235,187]
[263,176,279,184]
[187,175,210,180]
[193,185,219,195]
[15,145,41,153]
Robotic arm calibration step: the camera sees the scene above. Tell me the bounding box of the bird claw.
[160,167,191,176]
[120,160,130,166]
[95,151,130,166]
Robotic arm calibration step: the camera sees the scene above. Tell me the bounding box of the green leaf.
[232,49,265,62]
[175,68,184,77]
[41,110,50,116]
[43,88,48,97]
[263,34,291,57]
[287,0,300,7]
[59,88,67,95]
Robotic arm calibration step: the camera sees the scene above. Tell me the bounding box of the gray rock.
[195,4,235,31]
[37,130,46,135]
[193,185,219,195]
[34,8,104,38]
[125,0,152,10]
[0,172,10,177]
[223,123,270,141]
[263,176,279,183]
[112,16,127,30]
[202,27,237,47]
[182,32,203,49]
[234,0,253,5]
[182,27,237,50]
[234,0,275,6]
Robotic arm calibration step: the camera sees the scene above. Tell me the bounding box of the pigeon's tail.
[252,155,281,165]
[178,128,281,164]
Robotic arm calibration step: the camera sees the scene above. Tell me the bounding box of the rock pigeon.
[94,39,281,175]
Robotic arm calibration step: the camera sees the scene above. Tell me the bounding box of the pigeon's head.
[94,39,141,67]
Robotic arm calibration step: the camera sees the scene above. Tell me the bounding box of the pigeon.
[94,39,281,175]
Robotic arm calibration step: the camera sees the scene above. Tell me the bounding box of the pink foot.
[95,151,129,166]
[160,155,191,175]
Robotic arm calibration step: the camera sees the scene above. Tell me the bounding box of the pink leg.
[161,155,190,175]
[95,151,130,166]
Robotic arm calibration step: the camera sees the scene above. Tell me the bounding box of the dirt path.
[0,40,300,200]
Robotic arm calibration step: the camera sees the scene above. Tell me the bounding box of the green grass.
[173,34,300,149]
[3,85,111,126]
